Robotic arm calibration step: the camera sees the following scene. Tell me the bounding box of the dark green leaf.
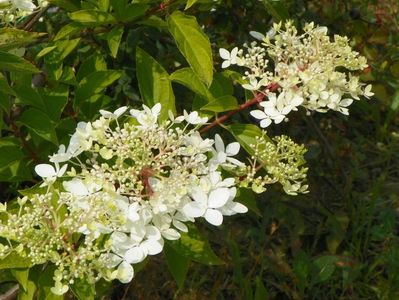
[71,279,95,300]
[48,0,80,11]
[114,4,148,22]
[200,95,238,112]
[19,108,58,144]
[170,67,213,101]
[0,137,25,169]
[254,277,269,300]
[236,188,261,217]
[260,0,289,21]
[164,242,189,289]
[167,11,213,86]
[0,73,15,96]
[313,255,339,283]
[167,223,224,265]
[0,51,39,73]
[136,47,176,121]
[75,70,122,104]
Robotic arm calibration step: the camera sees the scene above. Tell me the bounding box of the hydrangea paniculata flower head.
[219,21,374,128]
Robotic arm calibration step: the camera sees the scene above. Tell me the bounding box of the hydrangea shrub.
[0,1,372,298]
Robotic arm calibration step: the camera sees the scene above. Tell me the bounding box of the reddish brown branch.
[199,83,279,134]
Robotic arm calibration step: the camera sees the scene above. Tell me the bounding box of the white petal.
[99,109,113,118]
[340,99,353,107]
[216,151,227,164]
[204,209,223,226]
[129,109,140,117]
[260,118,272,128]
[114,106,128,117]
[225,142,240,156]
[183,202,206,218]
[103,253,123,268]
[152,103,161,115]
[142,238,164,255]
[58,164,68,177]
[191,189,208,204]
[172,219,188,232]
[249,31,265,40]
[162,228,180,240]
[231,202,248,213]
[124,247,145,264]
[35,164,56,178]
[117,261,134,283]
[219,48,230,60]
[214,134,225,152]
[221,60,231,69]
[145,226,161,240]
[273,115,285,124]
[226,157,245,167]
[250,110,267,120]
[63,179,89,196]
[208,188,230,208]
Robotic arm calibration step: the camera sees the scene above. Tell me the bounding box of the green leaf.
[254,277,269,300]
[71,279,95,300]
[228,124,271,156]
[167,223,224,265]
[260,0,289,21]
[76,53,107,81]
[11,268,29,292]
[200,95,238,112]
[0,73,15,96]
[75,70,122,104]
[236,188,261,217]
[185,0,199,10]
[0,157,32,182]
[170,67,213,101]
[107,26,124,58]
[0,51,39,73]
[98,0,109,11]
[18,278,36,300]
[54,22,84,41]
[313,255,339,283]
[0,28,46,51]
[68,10,116,25]
[19,108,58,144]
[48,0,80,11]
[0,252,32,269]
[167,11,213,86]
[0,138,25,169]
[137,15,167,31]
[136,47,176,121]
[38,84,69,122]
[114,4,148,22]
[36,46,57,59]
[164,242,189,289]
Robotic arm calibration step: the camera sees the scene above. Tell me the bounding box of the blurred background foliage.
[0,0,398,299]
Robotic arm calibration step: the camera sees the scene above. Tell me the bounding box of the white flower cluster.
[0,0,48,23]
[0,104,250,295]
[219,21,374,128]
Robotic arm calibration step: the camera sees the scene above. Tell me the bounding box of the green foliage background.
[0,0,398,299]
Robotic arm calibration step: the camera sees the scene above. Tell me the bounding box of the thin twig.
[199,83,279,134]
[0,285,19,300]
